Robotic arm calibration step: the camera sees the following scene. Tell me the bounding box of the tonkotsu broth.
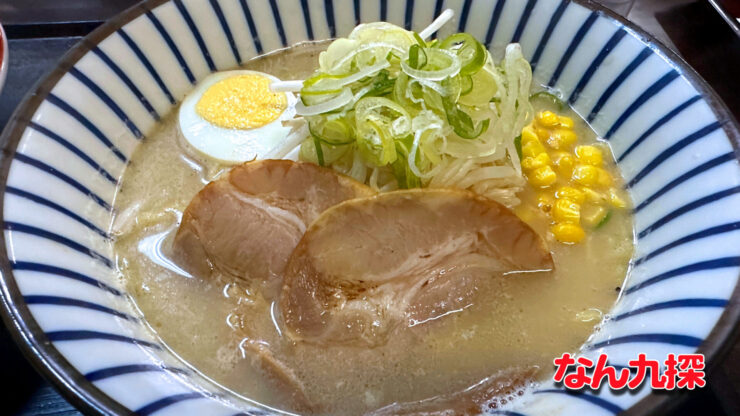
[113,42,634,415]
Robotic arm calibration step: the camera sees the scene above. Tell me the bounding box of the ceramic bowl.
[1,0,739,415]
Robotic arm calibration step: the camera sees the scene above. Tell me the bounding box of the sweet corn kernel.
[609,188,627,208]
[575,145,603,166]
[552,198,581,224]
[537,111,560,127]
[572,164,600,186]
[580,186,608,204]
[521,126,539,145]
[556,186,585,204]
[522,140,547,158]
[535,127,551,141]
[528,165,557,187]
[551,223,585,244]
[558,116,574,129]
[597,168,613,187]
[552,152,575,176]
[582,204,609,227]
[521,153,551,171]
[546,129,577,150]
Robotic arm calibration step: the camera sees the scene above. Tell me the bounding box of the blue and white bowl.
[1,0,738,414]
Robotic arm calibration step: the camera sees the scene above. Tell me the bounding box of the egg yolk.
[196,74,287,130]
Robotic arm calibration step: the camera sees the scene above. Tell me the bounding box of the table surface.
[0,0,738,415]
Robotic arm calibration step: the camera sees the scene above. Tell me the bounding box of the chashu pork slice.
[172,159,375,286]
[280,189,553,347]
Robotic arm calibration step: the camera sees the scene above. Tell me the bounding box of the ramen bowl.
[0,0,739,414]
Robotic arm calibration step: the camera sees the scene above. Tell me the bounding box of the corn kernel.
[582,204,609,227]
[556,186,585,204]
[535,127,551,141]
[596,168,613,187]
[536,111,560,127]
[552,152,575,176]
[551,223,585,244]
[521,126,539,145]
[547,129,577,149]
[558,116,574,129]
[580,186,608,204]
[528,165,557,187]
[552,198,581,224]
[572,164,600,186]
[522,140,547,158]
[521,153,551,171]
[575,145,603,166]
[609,188,627,208]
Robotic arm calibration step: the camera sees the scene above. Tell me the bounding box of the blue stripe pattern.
[354,0,361,25]
[633,151,735,212]
[510,0,537,43]
[86,364,189,382]
[136,393,204,416]
[404,0,414,30]
[46,330,161,350]
[299,0,314,40]
[458,0,473,32]
[587,47,651,123]
[529,0,568,69]
[146,10,196,84]
[613,298,727,322]
[617,95,701,162]
[174,0,216,72]
[533,390,622,414]
[268,0,288,47]
[117,29,176,104]
[46,94,127,162]
[6,186,109,238]
[484,0,508,49]
[91,47,160,121]
[568,28,626,104]
[68,67,143,140]
[637,185,740,239]
[604,71,680,139]
[4,222,113,268]
[325,0,336,37]
[25,295,136,321]
[380,0,388,21]
[635,221,740,266]
[237,0,263,54]
[13,153,112,211]
[11,261,122,296]
[209,0,242,64]
[626,257,740,294]
[28,122,117,184]
[588,333,704,349]
[547,11,598,87]
[627,122,723,188]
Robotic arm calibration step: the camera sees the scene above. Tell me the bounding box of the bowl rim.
[0,0,738,414]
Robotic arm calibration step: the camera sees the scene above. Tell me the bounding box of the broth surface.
[113,42,634,415]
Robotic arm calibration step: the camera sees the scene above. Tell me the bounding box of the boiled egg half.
[179,70,298,164]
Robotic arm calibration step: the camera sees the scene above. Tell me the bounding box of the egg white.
[178,70,298,164]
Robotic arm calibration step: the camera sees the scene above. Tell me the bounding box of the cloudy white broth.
[113,41,634,415]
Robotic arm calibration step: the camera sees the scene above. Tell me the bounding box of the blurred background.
[0,0,738,415]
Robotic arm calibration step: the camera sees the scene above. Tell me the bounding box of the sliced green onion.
[443,98,490,139]
[401,48,461,81]
[440,33,486,75]
[529,91,564,110]
[460,74,473,95]
[308,118,355,145]
[312,134,325,166]
[596,210,613,229]
[408,44,428,69]
[514,134,522,160]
